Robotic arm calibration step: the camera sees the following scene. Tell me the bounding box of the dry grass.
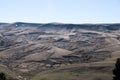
[30,61,115,80]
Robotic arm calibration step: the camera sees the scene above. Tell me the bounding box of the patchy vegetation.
[0,22,120,80]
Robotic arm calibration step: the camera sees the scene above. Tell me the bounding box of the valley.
[0,22,120,80]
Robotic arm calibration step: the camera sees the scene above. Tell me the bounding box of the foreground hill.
[0,22,120,80]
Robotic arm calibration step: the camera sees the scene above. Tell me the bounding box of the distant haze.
[0,0,120,23]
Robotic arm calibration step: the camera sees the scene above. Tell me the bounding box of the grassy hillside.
[30,60,115,80]
[0,64,18,79]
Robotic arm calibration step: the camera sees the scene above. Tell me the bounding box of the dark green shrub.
[113,58,120,80]
[0,72,6,80]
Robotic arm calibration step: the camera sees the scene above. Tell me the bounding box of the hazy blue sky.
[0,0,120,23]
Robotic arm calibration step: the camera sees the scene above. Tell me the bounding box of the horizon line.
[0,21,120,25]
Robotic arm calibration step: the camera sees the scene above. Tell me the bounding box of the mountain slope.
[0,22,120,79]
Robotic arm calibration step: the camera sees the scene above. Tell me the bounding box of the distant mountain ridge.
[1,22,120,31]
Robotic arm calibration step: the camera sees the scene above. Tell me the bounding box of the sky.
[0,0,120,23]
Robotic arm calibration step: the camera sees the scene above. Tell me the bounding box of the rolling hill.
[0,22,120,80]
